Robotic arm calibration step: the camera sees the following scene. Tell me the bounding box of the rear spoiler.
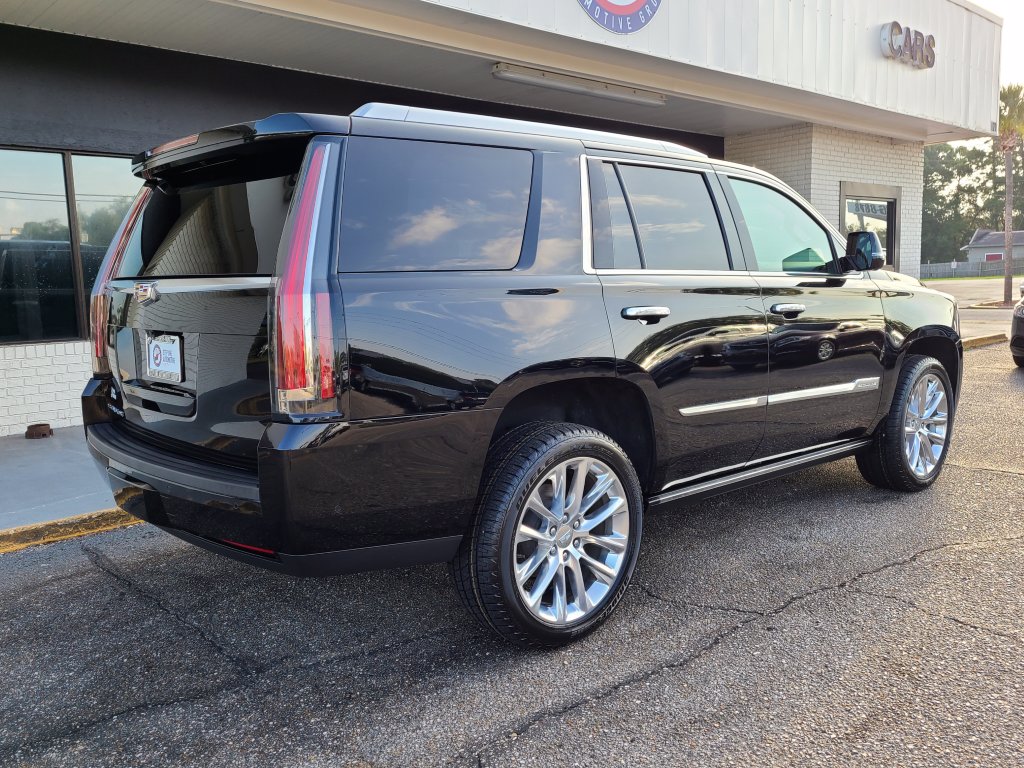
[133,113,351,181]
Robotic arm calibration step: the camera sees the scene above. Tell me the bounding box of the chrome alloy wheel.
[513,457,630,626]
[902,372,949,479]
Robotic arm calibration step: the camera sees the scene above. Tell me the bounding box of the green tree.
[80,199,131,247]
[920,128,1024,266]
[15,219,70,241]
[999,84,1024,302]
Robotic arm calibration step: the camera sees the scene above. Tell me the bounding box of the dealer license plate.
[145,334,183,383]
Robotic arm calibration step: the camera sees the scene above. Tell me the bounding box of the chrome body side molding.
[679,395,766,416]
[679,377,880,416]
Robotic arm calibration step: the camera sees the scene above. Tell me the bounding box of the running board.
[648,439,872,507]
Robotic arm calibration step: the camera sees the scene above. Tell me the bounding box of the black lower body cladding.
[83,377,500,574]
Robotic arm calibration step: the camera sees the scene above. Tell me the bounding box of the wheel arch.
[902,327,962,400]
[488,376,663,495]
[873,325,961,430]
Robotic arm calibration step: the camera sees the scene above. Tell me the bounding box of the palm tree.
[999,85,1024,303]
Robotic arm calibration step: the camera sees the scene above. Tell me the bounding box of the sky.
[975,0,1024,85]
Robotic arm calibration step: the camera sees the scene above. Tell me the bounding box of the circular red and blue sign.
[578,0,662,34]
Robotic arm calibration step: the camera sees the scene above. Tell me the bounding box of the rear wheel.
[856,355,953,492]
[1013,354,1024,368]
[451,422,643,647]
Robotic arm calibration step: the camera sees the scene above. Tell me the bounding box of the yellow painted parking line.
[0,508,139,555]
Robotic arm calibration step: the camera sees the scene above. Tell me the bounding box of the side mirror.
[845,231,883,271]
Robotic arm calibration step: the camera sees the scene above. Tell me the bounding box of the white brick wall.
[724,124,925,277]
[723,124,815,201]
[0,341,91,437]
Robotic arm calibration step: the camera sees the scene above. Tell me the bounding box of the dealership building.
[0,0,1003,436]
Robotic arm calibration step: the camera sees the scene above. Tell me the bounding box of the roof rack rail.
[351,103,706,158]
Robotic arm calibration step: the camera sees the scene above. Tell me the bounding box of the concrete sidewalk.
[0,427,113,530]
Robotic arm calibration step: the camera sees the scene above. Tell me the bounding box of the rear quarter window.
[339,137,532,272]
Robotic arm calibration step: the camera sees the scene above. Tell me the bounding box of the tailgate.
[103,154,303,466]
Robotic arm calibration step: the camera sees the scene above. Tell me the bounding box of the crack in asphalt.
[8,533,1024,764]
[82,542,260,676]
[851,586,1021,643]
[634,585,763,616]
[0,568,455,763]
[946,462,1024,478]
[465,532,1024,765]
[0,681,253,761]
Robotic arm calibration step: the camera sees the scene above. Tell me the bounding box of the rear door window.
[590,161,642,270]
[616,164,731,271]
[117,175,297,278]
[339,137,532,272]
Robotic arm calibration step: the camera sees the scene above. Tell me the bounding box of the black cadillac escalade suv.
[84,105,961,646]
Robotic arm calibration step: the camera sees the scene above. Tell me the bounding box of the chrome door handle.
[621,306,671,324]
[770,303,806,316]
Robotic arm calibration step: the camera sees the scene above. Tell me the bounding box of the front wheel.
[1013,354,1024,368]
[856,355,953,492]
[451,422,643,647]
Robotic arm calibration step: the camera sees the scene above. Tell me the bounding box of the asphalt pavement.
[924,276,1016,340]
[923,276,1021,307]
[1,343,1022,767]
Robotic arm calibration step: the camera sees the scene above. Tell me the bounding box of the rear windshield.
[117,174,297,278]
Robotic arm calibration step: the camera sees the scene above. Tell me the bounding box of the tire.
[856,355,954,492]
[1013,355,1024,368]
[451,422,643,647]
[816,339,836,361]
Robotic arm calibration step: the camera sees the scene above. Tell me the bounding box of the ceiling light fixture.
[491,63,667,108]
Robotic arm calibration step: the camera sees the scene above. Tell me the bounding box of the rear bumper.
[84,417,463,577]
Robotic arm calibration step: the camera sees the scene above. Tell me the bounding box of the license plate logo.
[146,334,182,383]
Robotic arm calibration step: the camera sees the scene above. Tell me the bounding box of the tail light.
[271,140,341,416]
[90,187,152,376]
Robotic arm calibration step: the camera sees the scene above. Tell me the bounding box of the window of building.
[839,182,900,269]
[339,137,532,272]
[0,148,141,344]
[730,178,835,273]
[71,155,144,289]
[616,164,730,271]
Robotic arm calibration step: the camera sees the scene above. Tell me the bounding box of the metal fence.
[920,259,1024,279]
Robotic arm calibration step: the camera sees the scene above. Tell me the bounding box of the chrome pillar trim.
[678,395,767,417]
[580,155,595,274]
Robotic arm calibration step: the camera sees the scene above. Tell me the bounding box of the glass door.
[845,197,895,267]
[840,182,901,271]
